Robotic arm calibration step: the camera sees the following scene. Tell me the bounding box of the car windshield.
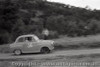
[34,35,39,41]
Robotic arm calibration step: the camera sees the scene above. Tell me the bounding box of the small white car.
[10,34,54,55]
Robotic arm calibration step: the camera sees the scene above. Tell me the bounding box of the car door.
[23,36,39,53]
[15,37,26,50]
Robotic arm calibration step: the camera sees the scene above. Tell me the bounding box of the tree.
[0,0,19,44]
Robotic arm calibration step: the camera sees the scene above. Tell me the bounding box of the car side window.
[17,37,25,42]
[25,37,35,42]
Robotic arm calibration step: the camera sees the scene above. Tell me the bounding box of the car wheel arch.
[40,47,50,53]
[13,49,22,55]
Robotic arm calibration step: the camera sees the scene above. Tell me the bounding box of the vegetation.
[0,0,100,44]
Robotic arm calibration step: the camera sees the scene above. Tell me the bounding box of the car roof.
[18,34,37,38]
[15,34,39,43]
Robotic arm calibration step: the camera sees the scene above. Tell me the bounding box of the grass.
[0,44,10,53]
[54,34,100,50]
[1,34,100,53]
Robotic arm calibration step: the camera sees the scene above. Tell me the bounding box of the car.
[10,34,54,55]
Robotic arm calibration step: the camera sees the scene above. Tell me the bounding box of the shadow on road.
[22,52,42,55]
[11,52,42,56]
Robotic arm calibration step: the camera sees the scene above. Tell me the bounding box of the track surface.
[0,48,100,60]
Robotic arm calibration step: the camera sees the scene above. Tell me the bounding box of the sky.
[47,0,100,10]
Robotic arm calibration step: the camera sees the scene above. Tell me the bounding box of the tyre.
[13,49,22,55]
[40,47,50,54]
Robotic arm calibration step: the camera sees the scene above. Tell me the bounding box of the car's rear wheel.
[41,47,50,54]
[14,49,22,55]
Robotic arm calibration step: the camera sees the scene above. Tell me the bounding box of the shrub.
[48,31,59,39]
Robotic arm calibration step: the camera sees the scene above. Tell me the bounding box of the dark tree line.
[0,0,100,44]
[0,0,19,44]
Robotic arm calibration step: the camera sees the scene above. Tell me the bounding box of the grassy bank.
[1,35,100,53]
[54,35,100,50]
[0,44,10,53]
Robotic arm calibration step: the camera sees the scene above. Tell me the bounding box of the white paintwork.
[10,34,54,53]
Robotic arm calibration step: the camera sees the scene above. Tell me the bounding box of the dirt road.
[0,48,100,60]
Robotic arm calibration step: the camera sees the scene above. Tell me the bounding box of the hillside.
[0,0,100,44]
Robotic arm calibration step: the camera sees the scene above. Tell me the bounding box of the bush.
[48,31,59,39]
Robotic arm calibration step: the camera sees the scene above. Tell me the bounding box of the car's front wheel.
[13,49,22,55]
[40,47,50,54]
